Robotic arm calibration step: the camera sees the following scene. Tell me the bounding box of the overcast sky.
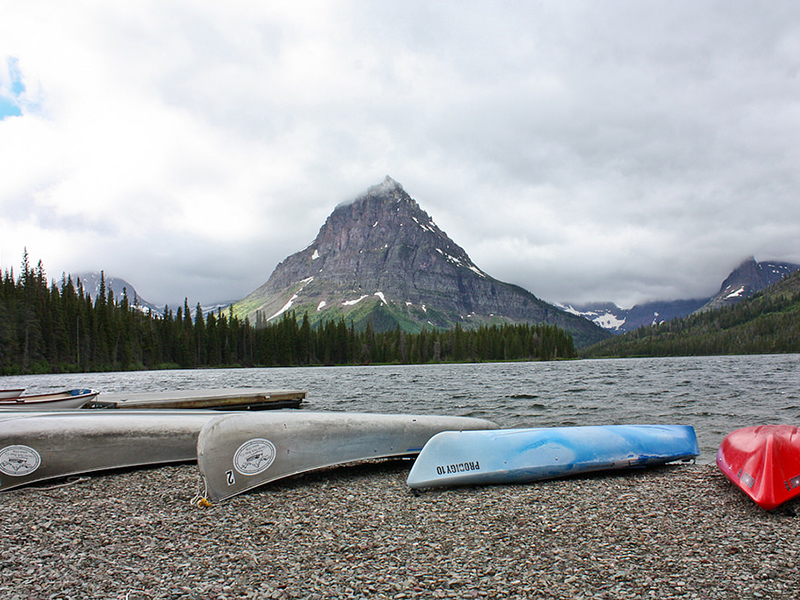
[2,1,800,309]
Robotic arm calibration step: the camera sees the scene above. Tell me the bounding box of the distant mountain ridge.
[584,268,800,357]
[71,272,159,313]
[563,257,800,334]
[232,176,608,347]
[69,272,233,317]
[561,299,708,333]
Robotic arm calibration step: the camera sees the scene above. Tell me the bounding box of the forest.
[0,255,575,375]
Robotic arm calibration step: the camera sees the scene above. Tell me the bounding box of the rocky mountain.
[698,257,800,311]
[564,257,800,334]
[70,272,235,317]
[70,272,160,313]
[233,176,609,347]
[561,299,708,334]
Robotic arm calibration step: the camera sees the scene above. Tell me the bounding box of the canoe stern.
[717,425,800,511]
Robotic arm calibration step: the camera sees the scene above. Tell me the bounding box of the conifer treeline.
[0,256,575,374]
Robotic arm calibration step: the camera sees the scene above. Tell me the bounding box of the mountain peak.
[338,175,406,209]
[699,256,800,311]
[233,178,607,346]
[369,175,403,195]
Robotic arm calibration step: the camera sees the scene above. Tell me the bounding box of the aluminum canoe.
[0,410,222,492]
[197,411,499,502]
[406,424,699,489]
[0,388,99,410]
[716,425,800,511]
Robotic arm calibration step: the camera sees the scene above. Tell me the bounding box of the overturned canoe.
[97,388,306,410]
[197,411,499,502]
[406,424,699,489]
[716,424,800,511]
[0,410,221,492]
[0,389,99,410]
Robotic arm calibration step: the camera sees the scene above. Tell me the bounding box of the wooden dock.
[96,388,306,411]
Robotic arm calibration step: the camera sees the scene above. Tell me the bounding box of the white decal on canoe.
[0,445,42,477]
[233,438,277,476]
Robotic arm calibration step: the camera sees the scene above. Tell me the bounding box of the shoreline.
[1,462,798,599]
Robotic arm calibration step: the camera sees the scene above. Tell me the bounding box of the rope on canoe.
[26,476,91,491]
[195,496,213,508]
[191,481,213,508]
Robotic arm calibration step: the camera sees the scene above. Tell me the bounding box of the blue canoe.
[406,424,699,489]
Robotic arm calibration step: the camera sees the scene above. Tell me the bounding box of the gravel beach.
[1,461,798,599]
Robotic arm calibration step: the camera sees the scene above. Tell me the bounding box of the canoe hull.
[0,389,24,400]
[98,388,305,410]
[0,389,99,410]
[406,424,699,489]
[0,411,221,491]
[197,412,499,502]
[716,425,800,511]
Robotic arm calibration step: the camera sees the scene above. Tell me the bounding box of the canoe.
[406,424,699,489]
[197,411,499,502]
[0,389,24,400]
[97,388,306,410]
[0,410,222,492]
[716,425,800,511]
[0,389,99,410]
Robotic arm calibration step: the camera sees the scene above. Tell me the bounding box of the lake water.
[3,354,799,464]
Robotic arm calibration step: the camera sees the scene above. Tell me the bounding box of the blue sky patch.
[1,57,25,120]
[0,96,22,119]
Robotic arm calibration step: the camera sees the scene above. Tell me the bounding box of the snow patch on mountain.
[592,312,626,330]
[412,216,435,234]
[724,286,745,299]
[269,277,314,320]
[343,295,369,307]
[270,293,299,320]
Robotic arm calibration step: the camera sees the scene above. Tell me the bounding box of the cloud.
[1,1,800,309]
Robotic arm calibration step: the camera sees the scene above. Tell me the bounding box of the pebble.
[1,462,798,598]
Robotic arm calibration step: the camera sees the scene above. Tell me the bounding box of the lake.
[3,354,799,464]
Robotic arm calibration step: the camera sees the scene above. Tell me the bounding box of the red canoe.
[716,425,800,511]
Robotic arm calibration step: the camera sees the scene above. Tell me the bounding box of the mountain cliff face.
[233,176,608,347]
